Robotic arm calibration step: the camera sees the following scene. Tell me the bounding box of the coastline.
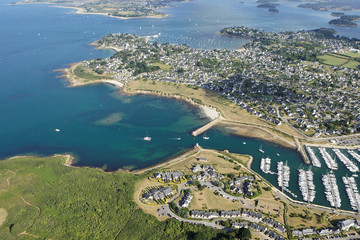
[58,63,124,88]
[54,5,168,20]
[132,146,199,175]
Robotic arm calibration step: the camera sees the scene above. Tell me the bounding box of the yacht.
[203,132,209,140]
[259,144,264,153]
[143,131,151,141]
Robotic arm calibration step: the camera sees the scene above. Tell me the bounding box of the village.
[77,28,360,139]
[134,146,360,239]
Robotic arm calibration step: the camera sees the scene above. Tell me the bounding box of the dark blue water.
[1,0,360,209]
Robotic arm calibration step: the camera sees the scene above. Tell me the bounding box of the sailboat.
[259,144,264,153]
[143,131,151,141]
[203,132,209,140]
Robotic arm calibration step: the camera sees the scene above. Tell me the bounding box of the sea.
[1,0,360,210]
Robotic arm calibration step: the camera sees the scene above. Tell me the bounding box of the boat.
[259,144,264,153]
[243,142,246,145]
[54,129,60,132]
[276,153,280,156]
[143,131,151,141]
[203,132,209,140]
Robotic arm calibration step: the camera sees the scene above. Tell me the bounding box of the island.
[256,3,279,13]
[298,0,360,11]
[329,15,360,27]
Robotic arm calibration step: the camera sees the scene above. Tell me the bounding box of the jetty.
[306,146,321,168]
[342,176,360,211]
[319,147,338,170]
[333,149,358,173]
[322,172,341,208]
[191,118,220,137]
[260,157,276,174]
[298,169,316,202]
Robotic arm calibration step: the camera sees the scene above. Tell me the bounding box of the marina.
[322,172,341,208]
[319,148,338,170]
[306,146,321,168]
[333,149,358,173]
[342,176,360,211]
[298,169,316,203]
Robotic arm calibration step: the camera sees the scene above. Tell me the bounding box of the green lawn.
[0,156,231,239]
[317,54,349,66]
[317,52,360,68]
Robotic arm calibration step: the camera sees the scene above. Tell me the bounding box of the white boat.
[54,129,60,132]
[144,131,151,141]
[259,144,264,153]
[243,142,246,145]
[203,132,209,140]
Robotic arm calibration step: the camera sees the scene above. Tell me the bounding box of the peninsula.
[15,0,186,19]
[63,27,360,142]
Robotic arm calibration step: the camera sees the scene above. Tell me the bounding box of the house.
[144,186,173,201]
[190,210,219,219]
[337,219,360,231]
[318,228,333,236]
[179,193,193,208]
[292,230,303,237]
[302,228,315,236]
[220,211,241,218]
[232,221,248,229]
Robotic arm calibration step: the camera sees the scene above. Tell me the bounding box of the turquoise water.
[1,0,360,210]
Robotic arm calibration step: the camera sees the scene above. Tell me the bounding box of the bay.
[1,0,360,210]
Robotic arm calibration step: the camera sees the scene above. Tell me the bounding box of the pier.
[322,172,341,208]
[343,176,360,211]
[306,146,321,168]
[191,118,220,137]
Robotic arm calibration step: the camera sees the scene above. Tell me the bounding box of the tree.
[236,227,251,240]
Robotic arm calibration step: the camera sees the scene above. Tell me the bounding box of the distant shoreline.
[55,5,168,20]
[12,2,168,20]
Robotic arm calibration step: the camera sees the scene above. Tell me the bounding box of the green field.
[73,65,113,81]
[0,156,232,240]
[317,52,360,68]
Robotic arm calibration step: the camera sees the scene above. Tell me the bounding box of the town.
[75,27,360,139]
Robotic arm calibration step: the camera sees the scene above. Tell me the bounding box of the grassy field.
[317,52,360,68]
[190,188,243,211]
[161,149,247,175]
[0,155,228,239]
[73,65,113,82]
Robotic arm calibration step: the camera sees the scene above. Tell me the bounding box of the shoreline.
[57,63,124,88]
[54,5,168,20]
[4,150,360,215]
[12,2,168,20]
[132,146,199,175]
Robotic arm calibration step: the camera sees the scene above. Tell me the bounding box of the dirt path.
[6,169,16,186]
[18,231,41,238]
